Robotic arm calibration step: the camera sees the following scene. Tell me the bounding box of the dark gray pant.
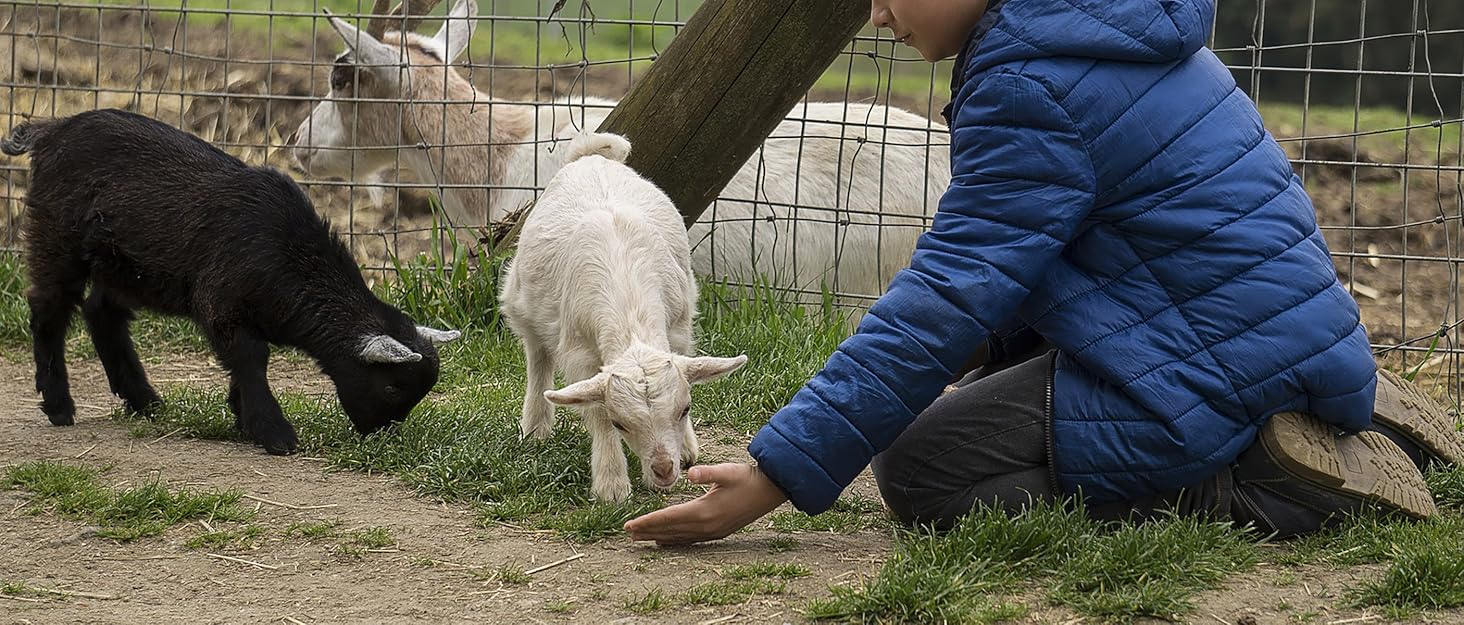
[871,344,1232,531]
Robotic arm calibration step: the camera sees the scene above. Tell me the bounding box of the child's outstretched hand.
[623,463,787,545]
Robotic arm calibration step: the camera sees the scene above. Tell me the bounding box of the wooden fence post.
[594,0,870,227]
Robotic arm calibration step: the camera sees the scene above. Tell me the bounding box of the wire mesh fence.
[1,1,1462,392]
[0,0,954,314]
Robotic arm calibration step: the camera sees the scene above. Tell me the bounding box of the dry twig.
[524,553,585,575]
[242,494,338,510]
[206,553,279,570]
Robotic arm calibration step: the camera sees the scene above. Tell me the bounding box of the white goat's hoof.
[591,476,632,503]
[518,418,554,441]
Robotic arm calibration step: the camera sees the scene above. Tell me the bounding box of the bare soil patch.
[3,352,1459,624]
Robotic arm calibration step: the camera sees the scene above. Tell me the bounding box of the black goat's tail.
[2,118,59,156]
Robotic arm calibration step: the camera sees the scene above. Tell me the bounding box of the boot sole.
[1374,368,1464,467]
[1261,411,1436,520]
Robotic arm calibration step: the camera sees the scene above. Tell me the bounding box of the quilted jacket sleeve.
[747,71,1099,514]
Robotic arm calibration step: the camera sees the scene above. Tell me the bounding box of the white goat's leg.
[679,414,699,469]
[586,407,631,503]
[518,337,557,440]
[668,322,694,357]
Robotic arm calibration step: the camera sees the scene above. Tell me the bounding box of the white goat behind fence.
[290,0,953,309]
[498,131,748,503]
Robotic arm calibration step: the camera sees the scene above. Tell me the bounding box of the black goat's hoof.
[263,444,296,456]
[256,430,299,456]
[123,392,164,416]
[42,398,75,426]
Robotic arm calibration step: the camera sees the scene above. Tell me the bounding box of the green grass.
[1049,515,1259,621]
[3,460,252,541]
[807,501,1257,624]
[335,526,397,556]
[767,494,888,534]
[285,518,344,539]
[186,524,268,550]
[1428,466,1464,511]
[1276,492,1464,617]
[543,598,575,613]
[0,255,27,348]
[1257,101,1464,159]
[1353,544,1464,618]
[766,535,800,553]
[722,561,811,581]
[384,210,508,333]
[621,559,809,612]
[484,564,531,585]
[622,587,670,615]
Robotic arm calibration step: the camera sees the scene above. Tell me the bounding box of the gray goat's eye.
[330,63,353,91]
[679,406,690,421]
[612,421,628,433]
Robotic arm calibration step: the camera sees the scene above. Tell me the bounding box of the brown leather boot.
[1230,411,1436,538]
[1369,369,1464,471]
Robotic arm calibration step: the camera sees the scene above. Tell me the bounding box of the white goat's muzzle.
[649,451,679,489]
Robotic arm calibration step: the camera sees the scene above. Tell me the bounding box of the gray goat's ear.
[417,325,461,344]
[360,334,423,364]
[427,0,479,63]
[323,7,403,82]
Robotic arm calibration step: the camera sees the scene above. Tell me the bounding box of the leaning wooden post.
[595,0,870,228]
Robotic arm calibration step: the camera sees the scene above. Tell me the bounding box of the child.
[624,0,1464,544]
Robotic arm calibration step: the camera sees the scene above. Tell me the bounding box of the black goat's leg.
[83,287,161,414]
[26,268,86,426]
[207,325,297,455]
[227,379,244,430]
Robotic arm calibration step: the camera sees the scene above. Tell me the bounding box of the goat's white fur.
[499,132,748,503]
[291,0,952,307]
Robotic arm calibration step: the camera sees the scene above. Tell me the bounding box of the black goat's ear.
[417,325,461,344]
[360,334,423,363]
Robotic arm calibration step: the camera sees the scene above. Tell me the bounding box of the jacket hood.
[965,0,1215,74]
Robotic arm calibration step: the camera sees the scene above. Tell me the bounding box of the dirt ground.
[0,351,897,625]
[2,352,1460,625]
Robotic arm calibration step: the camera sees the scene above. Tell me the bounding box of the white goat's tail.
[563,132,631,164]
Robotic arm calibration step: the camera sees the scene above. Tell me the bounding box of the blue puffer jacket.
[748,0,1378,513]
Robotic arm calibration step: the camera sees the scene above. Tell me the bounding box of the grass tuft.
[769,494,888,534]
[186,524,267,550]
[1050,514,1258,621]
[1353,544,1464,615]
[1427,466,1464,511]
[623,588,671,615]
[4,461,251,541]
[723,561,811,580]
[808,500,1257,624]
[381,215,508,334]
[766,536,800,553]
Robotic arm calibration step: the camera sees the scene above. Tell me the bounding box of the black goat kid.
[3,109,459,455]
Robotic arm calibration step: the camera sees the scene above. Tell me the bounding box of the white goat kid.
[499,132,748,503]
[290,0,952,306]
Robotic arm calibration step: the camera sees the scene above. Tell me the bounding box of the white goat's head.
[288,0,479,180]
[545,345,749,490]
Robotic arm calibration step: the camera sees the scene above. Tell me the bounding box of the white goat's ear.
[360,334,423,364]
[417,325,461,344]
[429,0,478,62]
[544,373,609,406]
[323,8,403,80]
[678,354,749,385]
